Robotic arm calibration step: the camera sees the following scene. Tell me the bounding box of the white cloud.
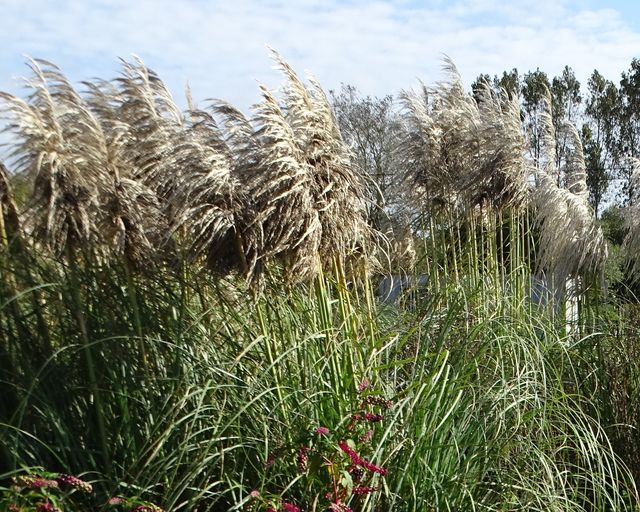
[0,0,639,113]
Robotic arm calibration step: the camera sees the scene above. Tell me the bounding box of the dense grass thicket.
[1,55,640,511]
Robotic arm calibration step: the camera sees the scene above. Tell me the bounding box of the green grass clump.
[1,259,637,510]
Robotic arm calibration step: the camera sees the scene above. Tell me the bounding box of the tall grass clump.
[399,62,532,314]
[2,271,637,511]
[532,90,607,293]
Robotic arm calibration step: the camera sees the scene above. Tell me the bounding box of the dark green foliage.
[601,206,627,245]
[582,124,610,217]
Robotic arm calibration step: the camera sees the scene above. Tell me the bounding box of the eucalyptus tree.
[582,124,609,217]
[471,69,520,102]
[521,67,584,190]
[623,159,640,279]
[495,68,520,100]
[551,66,582,126]
[471,73,493,103]
[551,66,582,177]
[583,70,619,215]
[617,59,640,205]
[521,69,551,172]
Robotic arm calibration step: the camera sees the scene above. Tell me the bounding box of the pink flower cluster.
[55,473,93,493]
[352,485,380,495]
[35,502,60,512]
[13,475,58,490]
[297,447,309,472]
[359,429,374,443]
[254,494,300,512]
[350,412,383,423]
[338,441,387,476]
[129,505,164,512]
[357,379,370,393]
[106,496,163,511]
[361,395,393,409]
[314,426,330,436]
[329,503,353,512]
[265,503,301,512]
[347,411,385,431]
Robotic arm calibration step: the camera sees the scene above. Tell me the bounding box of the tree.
[582,125,609,217]
[330,84,403,228]
[471,69,520,103]
[494,68,520,100]
[585,70,619,151]
[471,73,492,104]
[521,67,583,187]
[521,69,551,170]
[551,66,582,125]
[551,66,582,176]
[583,69,618,214]
[616,58,640,204]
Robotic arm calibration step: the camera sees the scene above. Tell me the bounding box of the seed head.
[297,447,309,472]
[352,486,380,495]
[338,440,387,476]
[56,473,93,493]
[357,379,370,393]
[329,503,353,512]
[35,503,60,512]
[13,475,58,490]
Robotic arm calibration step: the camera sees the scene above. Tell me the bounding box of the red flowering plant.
[0,469,93,512]
[104,496,164,512]
[0,469,164,512]
[247,381,392,512]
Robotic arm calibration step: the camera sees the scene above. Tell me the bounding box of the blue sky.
[1,0,640,112]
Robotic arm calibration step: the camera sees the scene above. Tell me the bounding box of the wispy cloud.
[1,0,640,112]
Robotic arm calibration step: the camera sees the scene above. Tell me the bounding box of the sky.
[1,0,640,113]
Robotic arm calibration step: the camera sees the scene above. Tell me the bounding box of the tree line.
[332,58,640,220]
